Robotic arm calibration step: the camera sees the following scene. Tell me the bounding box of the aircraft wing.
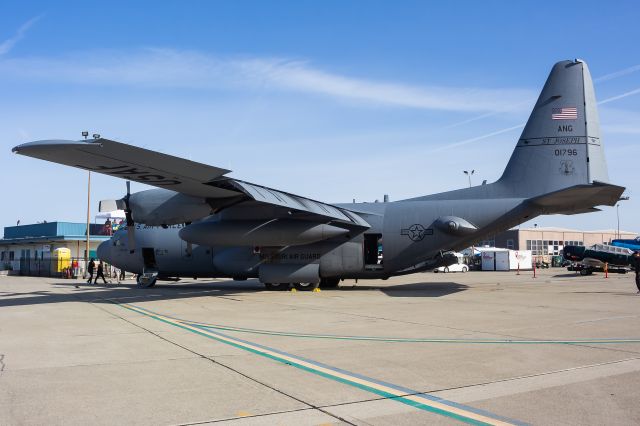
[13,139,234,198]
[13,138,369,228]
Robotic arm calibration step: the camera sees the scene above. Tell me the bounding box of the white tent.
[95,210,126,221]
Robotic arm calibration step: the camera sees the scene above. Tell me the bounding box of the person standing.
[93,260,108,284]
[72,259,79,278]
[86,258,96,284]
[633,251,640,294]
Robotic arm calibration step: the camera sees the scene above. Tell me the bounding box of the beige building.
[479,227,638,258]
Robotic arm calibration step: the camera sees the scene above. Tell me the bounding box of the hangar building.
[0,222,111,276]
[480,227,637,257]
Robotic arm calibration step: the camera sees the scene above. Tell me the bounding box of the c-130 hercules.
[13,60,625,289]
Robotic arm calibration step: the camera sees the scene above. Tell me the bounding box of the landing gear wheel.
[462,266,468,273]
[319,278,340,289]
[293,282,318,291]
[264,282,288,291]
[444,267,450,273]
[136,275,157,288]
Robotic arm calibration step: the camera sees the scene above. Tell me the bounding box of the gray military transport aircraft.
[12,59,625,289]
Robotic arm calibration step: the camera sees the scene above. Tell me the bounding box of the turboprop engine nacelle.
[179,219,349,247]
[100,188,213,226]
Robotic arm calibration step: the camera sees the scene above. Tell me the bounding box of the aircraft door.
[364,233,383,270]
[141,247,158,271]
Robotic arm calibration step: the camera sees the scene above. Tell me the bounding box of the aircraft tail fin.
[498,59,610,197]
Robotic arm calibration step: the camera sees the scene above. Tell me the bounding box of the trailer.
[479,248,532,271]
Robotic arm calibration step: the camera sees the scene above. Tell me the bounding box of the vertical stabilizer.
[499,60,609,197]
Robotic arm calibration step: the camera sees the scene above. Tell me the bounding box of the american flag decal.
[552,107,578,120]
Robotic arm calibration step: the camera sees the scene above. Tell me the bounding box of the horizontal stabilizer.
[527,182,625,214]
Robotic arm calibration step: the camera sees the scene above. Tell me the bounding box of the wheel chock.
[312,287,321,292]
[290,288,297,293]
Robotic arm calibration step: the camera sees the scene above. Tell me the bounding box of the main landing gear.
[263,278,340,291]
[263,282,319,291]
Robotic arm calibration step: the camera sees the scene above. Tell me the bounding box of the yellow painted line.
[118,302,522,426]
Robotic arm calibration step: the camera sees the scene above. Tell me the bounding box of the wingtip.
[11,139,100,155]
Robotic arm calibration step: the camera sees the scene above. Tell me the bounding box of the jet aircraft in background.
[563,243,636,275]
[13,60,625,289]
[611,237,640,252]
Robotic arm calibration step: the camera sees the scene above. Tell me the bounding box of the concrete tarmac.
[1,269,639,425]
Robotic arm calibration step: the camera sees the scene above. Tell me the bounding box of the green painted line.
[114,302,522,426]
[187,322,640,345]
[125,304,640,345]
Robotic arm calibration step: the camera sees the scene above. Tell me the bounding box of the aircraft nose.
[97,240,111,262]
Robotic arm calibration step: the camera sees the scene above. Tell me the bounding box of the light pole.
[82,131,90,278]
[616,196,630,239]
[463,170,475,188]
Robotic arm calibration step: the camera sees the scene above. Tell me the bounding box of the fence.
[1,257,126,279]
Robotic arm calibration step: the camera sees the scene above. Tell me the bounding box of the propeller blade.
[127,224,136,254]
[124,182,135,252]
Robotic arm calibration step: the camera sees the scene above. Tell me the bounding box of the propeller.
[98,182,136,253]
[123,181,136,254]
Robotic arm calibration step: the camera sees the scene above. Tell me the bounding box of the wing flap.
[209,179,370,227]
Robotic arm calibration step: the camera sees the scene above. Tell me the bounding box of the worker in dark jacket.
[633,251,640,294]
[93,260,108,284]
[86,258,95,284]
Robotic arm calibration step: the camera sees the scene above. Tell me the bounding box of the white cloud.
[597,87,640,105]
[0,15,41,56]
[594,64,640,83]
[0,48,533,113]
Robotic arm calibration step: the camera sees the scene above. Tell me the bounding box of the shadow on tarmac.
[0,278,469,307]
[552,273,583,278]
[338,282,469,297]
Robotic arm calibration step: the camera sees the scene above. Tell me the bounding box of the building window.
[526,239,545,255]
[9,251,14,261]
[507,239,514,249]
[477,239,495,247]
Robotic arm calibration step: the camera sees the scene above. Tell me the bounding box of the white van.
[433,252,468,273]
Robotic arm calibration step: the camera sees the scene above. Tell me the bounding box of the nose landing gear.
[137,272,158,288]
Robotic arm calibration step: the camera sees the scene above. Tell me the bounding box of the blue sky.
[1,1,639,232]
